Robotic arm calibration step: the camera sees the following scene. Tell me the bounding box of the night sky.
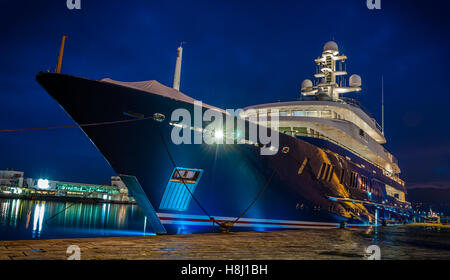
[0,0,449,187]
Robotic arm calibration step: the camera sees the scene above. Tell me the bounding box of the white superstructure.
[242,41,403,186]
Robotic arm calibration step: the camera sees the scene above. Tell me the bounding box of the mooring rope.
[44,191,96,224]
[0,116,155,133]
[232,169,276,225]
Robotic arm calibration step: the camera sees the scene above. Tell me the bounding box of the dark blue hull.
[36,72,412,234]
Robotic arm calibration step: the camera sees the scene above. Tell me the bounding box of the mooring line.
[0,116,155,133]
[44,191,96,224]
[232,169,276,225]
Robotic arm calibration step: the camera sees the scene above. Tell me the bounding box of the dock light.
[214,129,224,140]
[37,179,49,189]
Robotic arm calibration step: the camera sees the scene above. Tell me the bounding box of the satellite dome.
[323,41,339,52]
[349,74,362,87]
[301,79,313,90]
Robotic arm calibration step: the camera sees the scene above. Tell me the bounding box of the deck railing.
[270,96,384,134]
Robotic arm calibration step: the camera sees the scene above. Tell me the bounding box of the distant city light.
[37,179,49,189]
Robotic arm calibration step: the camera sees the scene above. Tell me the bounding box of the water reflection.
[32,202,45,238]
[0,198,151,240]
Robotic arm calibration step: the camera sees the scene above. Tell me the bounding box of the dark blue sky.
[1,0,449,187]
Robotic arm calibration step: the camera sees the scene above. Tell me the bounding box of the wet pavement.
[1,225,450,260]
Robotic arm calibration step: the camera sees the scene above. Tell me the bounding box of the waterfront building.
[0,169,25,195]
[0,170,133,203]
[51,179,131,202]
[0,169,24,188]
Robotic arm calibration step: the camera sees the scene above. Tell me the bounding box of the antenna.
[382,76,384,135]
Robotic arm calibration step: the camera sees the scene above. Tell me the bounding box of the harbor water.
[0,198,151,240]
[1,198,450,259]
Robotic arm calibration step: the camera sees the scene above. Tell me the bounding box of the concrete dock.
[1,226,449,260]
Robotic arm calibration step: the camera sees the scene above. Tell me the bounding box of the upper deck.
[241,99,400,174]
[243,97,386,144]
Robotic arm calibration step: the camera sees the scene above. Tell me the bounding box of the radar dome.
[301,79,313,90]
[323,41,339,52]
[349,74,362,87]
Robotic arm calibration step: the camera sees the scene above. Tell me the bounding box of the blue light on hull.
[160,167,203,211]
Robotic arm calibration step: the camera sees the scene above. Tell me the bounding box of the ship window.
[317,163,326,179]
[305,111,318,117]
[292,111,305,117]
[350,172,358,188]
[327,166,334,182]
[171,169,201,184]
[322,164,330,180]
[279,111,290,116]
[361,176,366,190]
[339,169,345,184]
[318,163,334,181]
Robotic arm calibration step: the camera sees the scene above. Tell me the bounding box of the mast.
[301,41,361,100]
[172,42,184,91]
[56,35,67,73]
